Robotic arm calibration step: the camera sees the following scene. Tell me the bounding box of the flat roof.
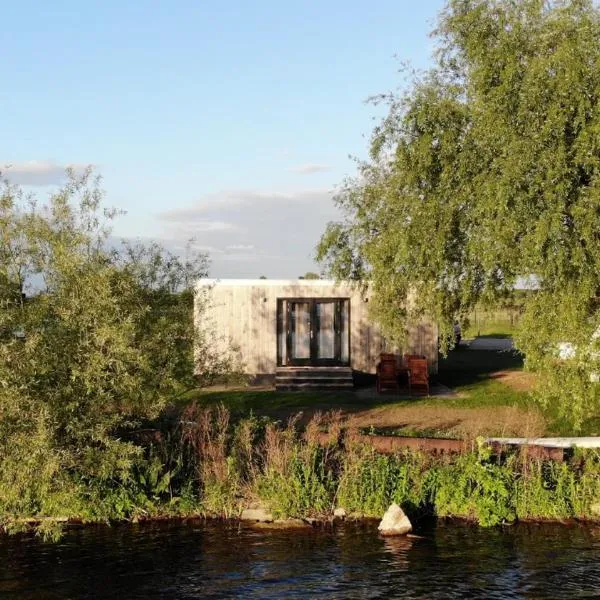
[196,279,343,286]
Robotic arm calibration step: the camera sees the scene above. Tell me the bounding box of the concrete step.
[276,382,355,391]
[275,367,354,391]
[276,367,352,377]
[276,374,353,381]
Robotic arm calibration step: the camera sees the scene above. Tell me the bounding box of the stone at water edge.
[240,506,274,523]
[251,518,312,530]
[333,507,347,519]
[378,503,412,536]
[591,503,600,517]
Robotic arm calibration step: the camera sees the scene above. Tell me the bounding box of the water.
[1,520,599,599]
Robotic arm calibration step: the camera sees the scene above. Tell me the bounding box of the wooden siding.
[195,280,438,375]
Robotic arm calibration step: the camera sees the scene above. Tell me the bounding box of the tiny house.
[195,279,438,389]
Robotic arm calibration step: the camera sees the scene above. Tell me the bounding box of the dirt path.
[489,370,538,392]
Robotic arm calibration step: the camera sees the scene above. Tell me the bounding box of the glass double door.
[282,299,349,366]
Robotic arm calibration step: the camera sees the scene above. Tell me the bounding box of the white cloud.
[1,160,89,186]
[160,189,320,220]
[155,187,341,278]
[185,243,225,254]
[193,220,238,232]
[287,163,332,175]
[226,244,255,251]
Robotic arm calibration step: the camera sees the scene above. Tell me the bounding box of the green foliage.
[2,400,599,535]
[257,448,336,518]
[434,441,516,526]
[338,440,600,527]
[255,417,338,518]
[337,446,434,517]
[513,449,600,519]
[0,169,234,527]
[180,403,249,517]
[316,0,600,426]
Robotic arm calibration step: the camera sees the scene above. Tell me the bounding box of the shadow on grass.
[168,345,530,427]
[472,333,513,339]
[177,388,404,422]
[438,347,524,389]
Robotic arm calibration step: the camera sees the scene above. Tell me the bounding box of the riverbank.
[3,406,600,540]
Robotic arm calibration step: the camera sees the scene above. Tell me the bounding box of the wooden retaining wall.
[317,432,567,461]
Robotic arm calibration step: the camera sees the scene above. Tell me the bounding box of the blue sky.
[4,0,445,277]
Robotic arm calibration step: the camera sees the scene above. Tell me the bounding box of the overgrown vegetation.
[4,404,600,538]
[316,0,600,428]
[0,170,235,538]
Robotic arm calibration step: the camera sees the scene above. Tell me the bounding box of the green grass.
[178,344,596,437]
[439,347,523,386]
[463,304,523,339]
[464,320,518,338]
[178,347,532,425]
[180,388,366,415]
[437,347,530,409]
[182,378,528,421]
[542,403,600,437]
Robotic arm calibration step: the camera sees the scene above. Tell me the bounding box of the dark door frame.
[279,298,350,367]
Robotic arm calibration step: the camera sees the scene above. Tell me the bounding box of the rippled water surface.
[1,520,599,599]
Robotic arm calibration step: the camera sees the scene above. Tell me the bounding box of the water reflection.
[0,520,599,599]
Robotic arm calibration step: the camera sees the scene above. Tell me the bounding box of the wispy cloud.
[155,187,340,278]
[226,244,255,251]
[194,220,238,232]
[1,160,89,186]
[287,163,332,175]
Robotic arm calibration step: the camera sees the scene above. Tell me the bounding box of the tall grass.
[175,406,600,527]
[5,406,600,538]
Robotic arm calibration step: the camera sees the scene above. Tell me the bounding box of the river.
[1,520,599,599]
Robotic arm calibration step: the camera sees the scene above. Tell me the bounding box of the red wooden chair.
[376,353,399,393]
[407,357,429,396]
[403,353,425,366]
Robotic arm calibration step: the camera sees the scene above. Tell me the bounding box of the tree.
[0,169,233,520]
[317,0,600,427]
[299,272,321,280]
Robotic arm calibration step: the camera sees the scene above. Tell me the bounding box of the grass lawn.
[463,320,518,339]
[463,306,522,339]
[179,339,595,439]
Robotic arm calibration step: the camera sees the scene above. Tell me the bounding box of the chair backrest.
[408,358,428,383]
[402,353,425,367]
[380,352,397,363]
[378,353,398,379]
[379,362,397,378]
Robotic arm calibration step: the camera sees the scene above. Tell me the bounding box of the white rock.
[378,503,412,536]
[333,507,347,518]
[590,503,600,517]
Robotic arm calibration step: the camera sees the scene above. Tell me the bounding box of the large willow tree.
[317,0,600,427]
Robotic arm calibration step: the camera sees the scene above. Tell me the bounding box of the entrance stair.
[275,366,354,391]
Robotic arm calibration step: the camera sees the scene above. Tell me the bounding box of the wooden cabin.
[195,279,438,389]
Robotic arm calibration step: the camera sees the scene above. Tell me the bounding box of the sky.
[3,0,446,278]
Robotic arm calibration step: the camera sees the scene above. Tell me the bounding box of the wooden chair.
[376,353,399,393]
[403,354,425,367]
[407,357,429,396]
